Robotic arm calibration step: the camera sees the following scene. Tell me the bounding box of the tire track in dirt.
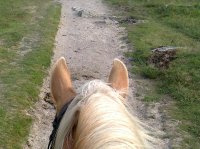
[24,0,171,148]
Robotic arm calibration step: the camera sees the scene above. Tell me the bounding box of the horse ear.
[108,59,129,98]
[51,57,76,113]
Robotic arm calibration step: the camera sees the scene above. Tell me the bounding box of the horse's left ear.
[108,59,129,98]
[51,57,76,113]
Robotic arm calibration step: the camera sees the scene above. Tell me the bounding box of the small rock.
[27,140,32,147]
[119,16,137,24]
[43,92,53,104]
[45,98,53,104]
[42,121,48,125]
[113,20,119,24]
[42,104,48,109]
[128,57,135,62]
[95,20,106,24]
[77,10,83,17]
[71,7,76,11]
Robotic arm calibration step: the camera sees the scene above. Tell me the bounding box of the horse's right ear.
[108,59,129,98]
[50,57,76,113]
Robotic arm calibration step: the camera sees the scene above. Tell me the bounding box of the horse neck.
[73,93,146,149]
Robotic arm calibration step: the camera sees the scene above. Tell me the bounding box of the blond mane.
[54,80,155,149]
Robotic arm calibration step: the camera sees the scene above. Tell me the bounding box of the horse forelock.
[54,80,157,149]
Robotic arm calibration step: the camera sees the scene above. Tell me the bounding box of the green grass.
[0,0,61,148]
[105,0,200,148]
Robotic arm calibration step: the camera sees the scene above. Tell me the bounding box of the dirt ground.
[24,0,178,148]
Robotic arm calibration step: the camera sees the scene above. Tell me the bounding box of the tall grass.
[105,0,200,148]
[0,0,61,148]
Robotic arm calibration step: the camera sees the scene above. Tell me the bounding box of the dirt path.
[24,0,172,148]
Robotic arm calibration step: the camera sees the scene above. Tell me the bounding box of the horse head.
[49,57,155,149]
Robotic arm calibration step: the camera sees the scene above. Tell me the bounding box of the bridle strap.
[48,98,74,149]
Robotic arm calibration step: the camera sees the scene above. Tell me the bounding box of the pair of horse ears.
[51,57,129,113]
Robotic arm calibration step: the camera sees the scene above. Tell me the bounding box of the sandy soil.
[24,0,177,148]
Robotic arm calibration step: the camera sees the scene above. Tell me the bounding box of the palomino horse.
[48,57,155,149]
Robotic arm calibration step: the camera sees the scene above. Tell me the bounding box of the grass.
[104,0,200,148]
[0,0,61,148]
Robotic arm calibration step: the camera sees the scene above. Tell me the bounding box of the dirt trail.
[24,0,172,148]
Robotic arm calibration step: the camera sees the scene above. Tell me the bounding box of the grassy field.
[0,0,60,148]
[104,0,200,148]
